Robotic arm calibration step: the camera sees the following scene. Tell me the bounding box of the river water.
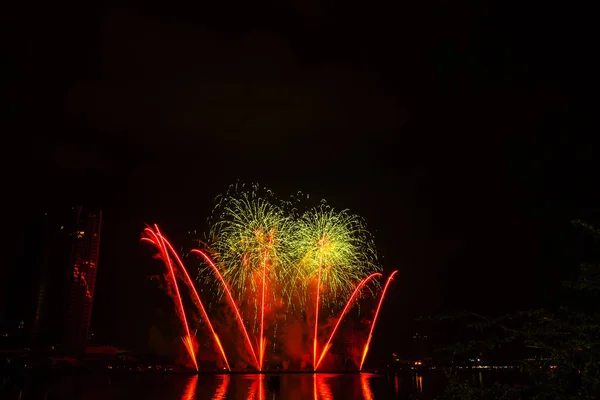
[1,371,449,399]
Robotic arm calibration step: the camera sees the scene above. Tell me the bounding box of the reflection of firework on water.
[141,183,397,371]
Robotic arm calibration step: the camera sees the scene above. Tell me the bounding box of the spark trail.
[259,235,273,371]
[144,229,198,370]
[313,267,322,370]
[191,249,259,370]
[315,272,382,370]
[150,226,230,371]
[143,225,229,370]
[359,270,398,370]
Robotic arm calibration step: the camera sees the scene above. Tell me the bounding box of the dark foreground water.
[1,372,448,399]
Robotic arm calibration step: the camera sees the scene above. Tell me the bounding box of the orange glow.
[213,375,229,399]
[191,249,259,370]
[152,227,230,371]
[315,272,382,369]
[360,374,374,400]
[181,375,198,400]
[359,270,398,370]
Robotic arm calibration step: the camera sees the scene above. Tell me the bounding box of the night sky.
[5,1,598,360]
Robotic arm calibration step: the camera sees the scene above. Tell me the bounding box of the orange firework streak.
[149,230,198,370]
[151,226,231,371]
[258,234,273,371]
[191,249,259,370]
[315,272,382,370]
[359,270,398,370]
[313,267,322,370]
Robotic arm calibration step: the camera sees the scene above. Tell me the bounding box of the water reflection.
[4,371,444,399]
[313,374,333,400]
[214,375,230,400]
[415,373,423,393]
[180,374,230,400]
[247,375,265,400]
[181,376,197,400]
[360,374,374,400]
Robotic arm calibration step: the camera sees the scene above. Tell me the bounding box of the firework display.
[141,183,397,371]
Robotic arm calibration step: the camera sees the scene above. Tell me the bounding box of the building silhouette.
[1,206,101,356]
[64,207,102,356]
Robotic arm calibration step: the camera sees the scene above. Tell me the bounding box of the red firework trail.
[359,270,398,370]
[143,232,197,368]
[259,235,273,371]
[147,229,198,370]
[315,272,382,370]
[190,249,259,370]
[313,267,322,370]
[151,226,230,371]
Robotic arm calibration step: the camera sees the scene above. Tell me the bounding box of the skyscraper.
[64,207,102,357]
[3,206,102,354]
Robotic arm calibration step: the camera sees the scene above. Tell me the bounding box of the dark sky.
[5,0,598,359]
